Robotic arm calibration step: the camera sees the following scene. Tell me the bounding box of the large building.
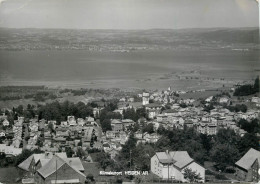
[142,92,150,105]
[35,155,86,184]
[235,148,260,182]
[111,119,123,132]
[151,150,205,182]
[18,152,86,183]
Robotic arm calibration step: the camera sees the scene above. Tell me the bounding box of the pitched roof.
[235,148,260,171]
[39,159,51,167]
[64,157,85,171]
[156,152,175,164]
[37,155,85,178]
[169,151,194,169]
[37,155,66,178]
[18,152,67,171]
[18,155,34,171]
[111,119,122,124]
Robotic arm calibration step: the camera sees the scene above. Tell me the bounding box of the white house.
[2,119,9,126]
[142,92,150,105]
[0,131,5,137]
[151,150,205,182]
[67,116,77,126]
[0,144,22,156]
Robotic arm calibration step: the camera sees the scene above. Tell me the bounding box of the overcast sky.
[0,0,258,29]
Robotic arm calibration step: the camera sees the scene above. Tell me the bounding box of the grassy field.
[0,167,25,183]
[179,90,221,100]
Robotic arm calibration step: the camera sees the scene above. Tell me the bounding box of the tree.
[100,119,112,132]
[123,108,137,121]
[95,151,112,171]
[183,168,202,183]
[16,105,24,116]
[210,143,239,171]
[36,137,43,147]
[86,173,94,182]
[132,144,155,171]
[76,147,86,159]
[142,123,154,134]
[254,75,259,92]
[65,147,74,158]
[238,133,259,155]
[48,122,55,133]
[157,124,166,135]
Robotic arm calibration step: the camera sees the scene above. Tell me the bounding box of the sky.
[0,0,258,29]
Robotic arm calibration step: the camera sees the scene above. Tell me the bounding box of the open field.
[0,167,25,183]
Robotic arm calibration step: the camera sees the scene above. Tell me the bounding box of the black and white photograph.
[0,0,259,183]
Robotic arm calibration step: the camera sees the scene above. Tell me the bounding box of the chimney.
[166,150,169,155]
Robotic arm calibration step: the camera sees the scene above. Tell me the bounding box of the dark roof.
[145,103,162,108]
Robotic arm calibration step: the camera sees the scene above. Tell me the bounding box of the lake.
[0,49,259,90]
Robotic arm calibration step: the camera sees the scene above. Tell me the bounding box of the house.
[86,116,95,123]
[82,127,94,148]
[206,123,217,135]
[145,103,162,111]
[235,148,260,182]
[0,113,7,121]
[77,118,85,126]
[93,108,100,118]
[142,92,150,105]
[251,97,260,103]
[134,131,143,140]
[106,131,116,139]
[122,119,135,130]
[0,131,5,137]
[105,147,120,159]
[251,158,260,182]
[151,150,205,182]
[128,97,134,102]
[67,116,77,126]
[219,97,230,104]
[2,119,9,126]
[148,110,158,119]
[34,155,86,184]
[0,144,22,156]
[143,132,160,143]
[205,96,213,103]
[184,120,194,129]
[18,152,71,175]
[157,114,168,123]
[39,119,46,130]
[111,119,123,132]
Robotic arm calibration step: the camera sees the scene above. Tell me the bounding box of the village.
[0,80,259,184]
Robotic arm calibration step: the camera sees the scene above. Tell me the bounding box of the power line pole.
[55,157,57,184]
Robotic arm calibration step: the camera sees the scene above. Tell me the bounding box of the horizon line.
[0,26,258,31]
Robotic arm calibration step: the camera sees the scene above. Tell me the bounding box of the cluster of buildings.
[41,116,97,153]
[0,115,98,157]
[0,86,259,183]
[109,91,259,137]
